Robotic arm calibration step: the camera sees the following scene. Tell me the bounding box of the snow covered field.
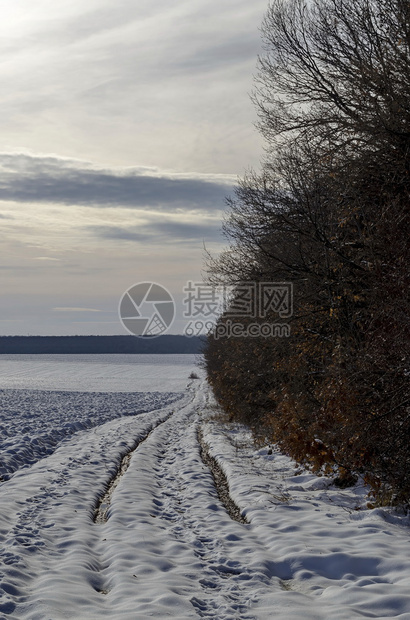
[0,354,197,392]
[0,355,410,619]
[0,354,194,482]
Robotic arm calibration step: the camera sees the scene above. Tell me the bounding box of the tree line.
[204,0,410,502]
[0,336,203,355]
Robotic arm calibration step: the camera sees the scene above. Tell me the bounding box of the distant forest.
[0,336,204,355]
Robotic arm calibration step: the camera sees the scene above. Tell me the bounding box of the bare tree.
[205,0,410,501]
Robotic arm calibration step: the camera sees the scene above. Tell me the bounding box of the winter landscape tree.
[205,0,410,502]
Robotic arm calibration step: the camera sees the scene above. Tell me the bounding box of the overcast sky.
[0,0,267,336]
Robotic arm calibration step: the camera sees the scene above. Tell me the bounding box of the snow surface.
[0,354,198,392]
[0,390,183,481]
[0,355,410,619]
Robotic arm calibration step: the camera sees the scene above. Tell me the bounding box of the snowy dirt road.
[0,384,284,620]
[1,381,410,619]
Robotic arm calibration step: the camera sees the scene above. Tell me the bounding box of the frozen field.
[0,354,198,392]
[0,354,197,481]
[0,355,410,619]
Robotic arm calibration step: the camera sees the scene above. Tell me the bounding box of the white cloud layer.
[0,152,235,209]
[0,0,266,173]
[0,0,267,334]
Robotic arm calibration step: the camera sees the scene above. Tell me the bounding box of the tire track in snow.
[109,399,273,620]
[197,426,248,525]
[87,390,200,601]
[7,385,296,619]
[93,410,176,524]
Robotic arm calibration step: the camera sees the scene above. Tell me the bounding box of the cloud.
[0,0,268,336]
[152,220,223,242]
[87,226,148,243]
[52,307,102,312]
[0,1,266,174]
[34,256,61,261]
[0,152,234,210]
[87,217,223,244]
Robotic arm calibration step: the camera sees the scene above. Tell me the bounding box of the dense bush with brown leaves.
[205,0,410,503]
